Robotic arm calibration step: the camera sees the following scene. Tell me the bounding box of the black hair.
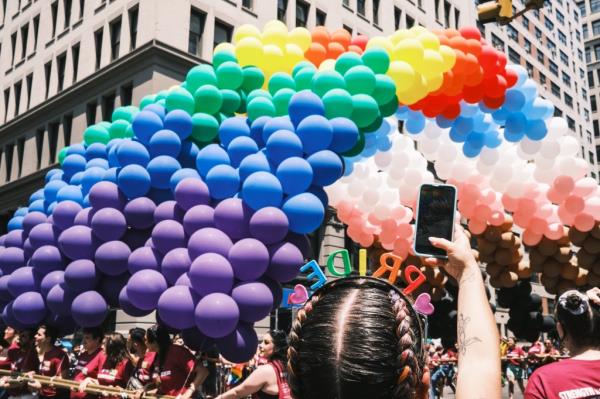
[82,327,104,341]
[555,291,600,349]
[104,332,130,369]
[38,325,61,344]
[129,328,146,345]
[146,324,171,367]
[288,277,425,399]
[267,330,288,363]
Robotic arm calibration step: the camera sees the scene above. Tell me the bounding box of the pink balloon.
[468,219,487,235]
[390,206,407,221]
[393,239,410,259]
[512,210,532,228]
[396,223,413,239]
[564,195,585,214]
[380,240,394,250]
[489,211,505,227]
[544,223,564,240]
[553,175,575,195]
[546,187,569,204]
[574,213,595,232]
[379,228,397,244]
[557,204,576,225]
[359,234,374,248]
[584,197,600,220]
[480,189,496,205]
[522,229,542,246]
[573,177,597,198]
[474,204,492,221]
[529,217,548,235]
[517,198,536,215]
[501,194,518,212]
[458,199,476,218]
[535,203,553,219]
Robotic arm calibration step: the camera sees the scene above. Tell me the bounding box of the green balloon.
[112,106,137,122]
[344,66,376,95]
[84,125,110,145]
[186,64,217,93]
[351,94,379,128]
[166,88,195,114]
[58,147,69,165]
[342,131,365,157]
[125,124,135,138]
[294,67,316,91]
[311,70,346,97]
[156,98,166,107]
[194,85,223,115]
[242,66,265,92]
[335,52,364,75]
[155,90,168,102]
[273,88,296,116]
[292,61,315,77]
[237,90,247,114]
[140,95,156,109]
[214,113,228,124]
[362,48,390,74]
[247,97,276,120]
[323,89,353,119]
[246,89,272,104]
[221,89,242,115]
[216,61,243,90]
[191,113,219,142]
[268,73,296,95]
[109,120,132,139]
[213,51,237,69]
[379,95,399,117]
[362,115,383,133]
[99,121,112,130]
[372,75,397,105]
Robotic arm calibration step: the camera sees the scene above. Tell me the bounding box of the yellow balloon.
[233,24,262,44]
[389,29,411,45]
[214,42,235,55]
[319,59,336,71]
[235,37,264,66]
[263,44,285,75]
[264,20,288,32]
[439,45,457,70]
[387,60,416,92]
[262,27,288,48]
[366,36,393,53]
[392,38,424,67]
[425,73,443,92]
[417,32,440,51]
[409,25,427,37]
[397,73,427,105]
[420,49,444,79]
[288,27,312,52]
[284,43,305,71]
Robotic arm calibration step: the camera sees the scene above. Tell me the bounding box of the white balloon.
[404,168,423,187]
[423,122,444,139]
[558,135,580,157]
[479,147,499,166]
[533,166,554,184]
[374,151,393,169]
[539,140,560,159]
[348,180,365,197]
[373,203,391,219]
[519,138,542,155]
[534,153,555,170]
[505,180,526,197]
[557,157,578,177]
[437,143,458,162]
[476,159,495,176]
[547,117,568,138]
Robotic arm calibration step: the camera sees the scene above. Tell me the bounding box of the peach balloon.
[574,213,595,232]
[573,177,597,198]
[529,217,548,235]
[468,218,487,235]
[489,211,505,227]
[522,229,542,246]
[474,203,492,221]
[397,223,413,239]
[544,222,564,240]
[501,194,518,212]
[564,195,585,214]
[557,204,576,225]
[553,175,575,195]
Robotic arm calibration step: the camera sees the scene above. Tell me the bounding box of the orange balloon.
[466,38,482,57]
[327,42,346,59]
[452,50,467,74]
[305,42,327,66]
[444,28,460,38]
[331,28,351,48]
[448,35,468,53]
[438,35,451,46]
[347,44,364,54]
[463,53,480,75]
[311,26,331,47]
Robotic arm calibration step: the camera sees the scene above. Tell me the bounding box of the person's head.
[288,277,426,399]
[555,290,600,352]
[128,328,146,353]
[544,339,553,349]
[507,337,515,348]
[3,327,15,344]
[103,333,129,368]
[259,330,288,362]
[35,325,60,349]
[81,327,104,353]
[173,334,184,346]
[146,324,171,366]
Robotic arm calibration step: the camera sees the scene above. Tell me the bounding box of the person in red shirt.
[27,325,70,399]
[525,288,600,399]
[126,328,155,390]
[0,327,18,370]
[70,327,105,399]
[0,328,39,398]
[505,337,526,399]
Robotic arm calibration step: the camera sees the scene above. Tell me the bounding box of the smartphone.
[413,183,457,259]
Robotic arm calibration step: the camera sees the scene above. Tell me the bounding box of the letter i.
[359,249,367,276]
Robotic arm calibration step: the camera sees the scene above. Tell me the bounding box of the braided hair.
[288,277,425,399]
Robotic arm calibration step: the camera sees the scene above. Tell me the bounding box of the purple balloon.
[58,225,97,260]
[124,197,156,229]
[95,241,131,276]
[89,181,125,210]
[73,208,93,226]
[126,270,168,311]
[231,282,273,323]
[46,283,76,316]
[181,327,215,352]
[13,292,47,325]
[91,208,127,241]
[119,286,153,317]
[28,223,59,249]
[7,267,40,297]
[151,220,186,255]
[228,238,269,281]
[22,212,48,236]
[182,205,215,235]
[217,322,258,363]
[99,272,129,307]
[40,271,65,298]
[161,248,192,285]
[266,242,303,282]
[213,198,252,240]
[30,245,65,274]
[158,286,199,329]
[188,228,233,260]
[195,293,239,338]
[249,207,289,245]
[175,273,192,287]
[64,260,98,292]
[71,291,108,327]
[2,301,32,329]
[0,247,25,275]
[174,178,210,211]
[4,230,25,248]
[23,239,34,261]
[285,232,312,258]
[52,201,82,230]
[189,253,234,296]
[122,228,151,250]
[128,247,162,274]
[153,201,185,224]
[259,276,283,311]
[0,276,13,302]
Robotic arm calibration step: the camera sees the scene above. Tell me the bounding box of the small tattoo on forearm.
[457,313,482,356]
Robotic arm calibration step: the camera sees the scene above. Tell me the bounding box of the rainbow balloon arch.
[0,21,597,360]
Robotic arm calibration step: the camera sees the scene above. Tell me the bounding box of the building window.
[594,120,600,137]
[86,101,97,125]
[56,52,66,92]
[584,23,589,39]
[544,16,554,30]
[443,0,451,27]
[26,73,32,109]
[79,0,84,18]
[357,0,365,16]
[562,72,571,87]
[109,17,121,61]
[373,0,380,25]
[188,8,206,56]
[296,0,309,27]
[558,31,566,45]
[549,60,559,76]
[593,19,600,35]
[567,116,575,130]
[535,27,542,40]
[454,8,460,28]
[64,0,72,28]
[343,0,350,7]
[589,71,595,88]
[546,38,556,52]
[277,0,288,22]
[556,10,564,24]
[94,28,103,70]
[17,137,24,177]
[102,92,116,121]
[14,81,21,116]
[48,122,59,164]
[579,1,586,16]
[578,49,584,62]
[592,0,600,13]
[20,24,28,59]
[539,72,546,85]
[128,6,138,50]
[525,61,533,77]
[523,38,531,53]
[213,19,232,50]
[3,88,9,122]
[71,43,79,82]
[394,7,402,29]
[406,14,415,28]
[595,45,600,62]
[589,151,595,164]
[551,82,561,98]
[559,50,569,65]
[10,31,17,65]
[5,143,13,181]
[565,93,573,108]
[51,1,58,37]
[507,25,518,40]
[35,128,44,169]
[44,61,52,99]
[587,46,592,63]
[508,47,520,64]
[120,83,133,106]
[537,50,544,64]
[343,24,353,35]
[592,95,598,112]
[63,113,72,147]
[522,16,529,29]
[242,0,253,10]
[316,8,326,26]
[32,15,39,50]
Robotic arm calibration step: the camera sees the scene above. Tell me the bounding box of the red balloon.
[482,95,505,109]
[505,68,518,88]
[459,26,482,41]
[442,103,461,119]
[479,45,498,70]
[351,35,369,50]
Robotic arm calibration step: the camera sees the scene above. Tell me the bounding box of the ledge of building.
[0,165,55,213]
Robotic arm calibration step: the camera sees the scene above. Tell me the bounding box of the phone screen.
[414,184,457,258]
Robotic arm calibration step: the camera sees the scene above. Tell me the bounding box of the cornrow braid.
[287,294,321,399]
[390,291,422,399]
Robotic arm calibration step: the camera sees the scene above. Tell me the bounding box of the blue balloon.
[306,150,342,187]
[504,89,526,112]
[170,168,201,191]
[395,106,409,120]
[30,189,44,203]
[520,80,537,101]
[147,156,181,189]
[250,116,270,147]
[484,132,502,148]
[452,116,473,135]
[45,180,68,203]
[308,185,328,207]
[132,110,164,144]
[144,103,166,120]
[49,171,64,181]
[116,140,150,167]
[511,65,528,87]
[67,144,86,157]
[206,165,240,200]
[164,110,193,140]
[329,117,359,153]
[504,112,527,140]
[69,171,85,186]
[465,131,485,149]
[525,119,547,141]
[107,141,122,168]
[288,90,325,127]
[228,137,259,167]
[118,165,151,198]
[342,159,354,176]
[523,97,552,120]
[178,140,199,168]
[376,135,392,151]
[282,193,324,234]
[478,102,496,114]
[405,116,426,134]
[8,217,24,231]
[449,126,468,143]
[241,172,283,210]
[462,141,481,158]
[276,157,313,195]
[265,130,303,166]
[82,194,91,208]
[85,143,107,160]
[196,144,230,178]
[238,152,271,181]
[82,167,105,194]
[361,144,377,157]
[47,201,57,215]
[85,158,109,170]
[62,154,87,179]
[29,199,46,213]
[56,186,83,204]
[45,169,62,183]
[262,116,294,144]
[460,102,479,117]
[103,167,119,184]
[149,129,182,158]
[15,207,29,217]
[491,107,509,124]
[219,117,250,148]
[472,114,492,132]
[296,115,333,155]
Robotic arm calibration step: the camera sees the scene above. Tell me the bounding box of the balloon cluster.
[571,224,600,289]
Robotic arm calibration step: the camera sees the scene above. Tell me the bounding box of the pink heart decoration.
[289,284,309,304]
[414,293,435,316]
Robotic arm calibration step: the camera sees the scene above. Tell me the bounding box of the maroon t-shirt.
[7,342,39,396]
[154,345,196,396]
[134,351,157,385]
[0,342,17,370]
[38,346,70,397]
[525,358,600,399]
[71,348,105,399]
[97,356,134,397]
